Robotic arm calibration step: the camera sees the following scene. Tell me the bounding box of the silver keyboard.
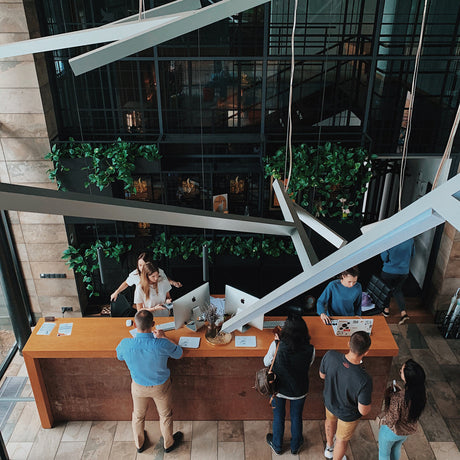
[263,320,285,329]
[156,321,175,331]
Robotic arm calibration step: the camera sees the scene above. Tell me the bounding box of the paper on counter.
[57,323,73,336]
[178,336,201,348]
[235,336,257,347]
[37,322,56,336]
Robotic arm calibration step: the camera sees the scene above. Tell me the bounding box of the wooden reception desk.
[23,316,398,428]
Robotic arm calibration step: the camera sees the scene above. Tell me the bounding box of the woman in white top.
[110,252,182,301]
[134,262,172,313]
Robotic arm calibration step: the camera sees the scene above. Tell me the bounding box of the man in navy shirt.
[117,309,183,453]
[320,331,372,460]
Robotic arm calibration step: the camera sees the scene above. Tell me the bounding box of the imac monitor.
[224,285,264,331]
[173,282,210,330]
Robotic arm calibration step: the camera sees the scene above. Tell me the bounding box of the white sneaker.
[324,446,334,459]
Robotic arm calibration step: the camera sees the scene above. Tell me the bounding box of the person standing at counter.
[110,252,182,302]
[320,331,372,460]
[134,262,171,313]
[263,314,315,455]
[317,267,362,325]
[378,359,426,460]
[116,310,183,454]
[380,238,415,325]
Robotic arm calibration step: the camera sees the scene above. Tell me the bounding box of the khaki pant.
[131,378,174,449]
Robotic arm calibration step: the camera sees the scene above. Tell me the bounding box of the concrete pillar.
[0,0,80,318]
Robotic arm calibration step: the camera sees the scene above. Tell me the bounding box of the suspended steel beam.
[69,0,270,75]
[221,173,460,332]
[293,203,347,248]
[0,183,294,236]
[272,179,317,270]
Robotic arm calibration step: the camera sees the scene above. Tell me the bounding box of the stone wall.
[0,0,80,317]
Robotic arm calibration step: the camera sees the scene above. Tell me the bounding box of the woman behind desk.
[134,262,172,314]
[110,252,182,302]
[316,266,362,325]
[263,314,315,455]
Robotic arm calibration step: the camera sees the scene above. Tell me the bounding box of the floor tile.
[419,392,453,442]
[29,423,65,460]
[403,428,436,460]
[244,420,271,460]
[54,441,86,460]
[410,350,445,382]
[109,441,137,459]
[218,441,244,459]
[173,421,192,442]
[349,421,378,460]
[444,419,460,451]
[417,324,444,337]
[401,324,428,349]
[218,421,244,442]
[425,336,458,365]
[300,420,324,459]
[82,420,117,460]
[8,401,41,442]
[428,381,460,419]
[190,421,217,460]
[446,339,460,357]
[440,364,460,399]
[115,421,134,442]
[430,442,460,460]
[62,421,92,442]
[5,441,33,460]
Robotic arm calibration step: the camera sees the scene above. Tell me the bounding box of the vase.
[205,322,220,339]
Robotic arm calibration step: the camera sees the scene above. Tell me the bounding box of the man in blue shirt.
[380,238,415,325]
[117,309,183,453]
[317,267,362,325]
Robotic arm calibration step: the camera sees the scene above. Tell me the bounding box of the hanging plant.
[264,142,377,219]
[45,138,161,193]
[148,233,295,261]
[62,240,132,297]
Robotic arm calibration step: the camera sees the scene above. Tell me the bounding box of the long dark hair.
[403,359,427,422]
[136,252,153,275]
[280,314,311,351]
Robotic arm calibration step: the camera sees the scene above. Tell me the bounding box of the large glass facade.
[35,0,460,154]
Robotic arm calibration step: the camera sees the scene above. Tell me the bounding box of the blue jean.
[271,396,305,452]
[378,424,408,460]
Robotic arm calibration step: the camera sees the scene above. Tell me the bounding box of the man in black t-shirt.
[319,331,372,460]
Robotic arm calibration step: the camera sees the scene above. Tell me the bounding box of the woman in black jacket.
[263,314,315,455]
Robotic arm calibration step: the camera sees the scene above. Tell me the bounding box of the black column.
[0,211,31,352]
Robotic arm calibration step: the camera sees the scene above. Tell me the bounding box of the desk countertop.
[23,316,398,359]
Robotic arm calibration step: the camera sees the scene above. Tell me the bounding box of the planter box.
[134,158,161,173]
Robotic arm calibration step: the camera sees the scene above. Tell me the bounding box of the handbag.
[254,341,280,397]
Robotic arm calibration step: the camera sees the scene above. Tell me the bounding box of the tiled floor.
[0,320,459,460]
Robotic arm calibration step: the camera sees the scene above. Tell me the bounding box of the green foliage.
[45,138,161,193]
[265,142,377,219]
[62,240,132,297]
[148,233,295,261]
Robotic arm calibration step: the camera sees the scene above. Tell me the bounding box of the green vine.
[45,138,161,193]
[265,142,377,219]
[148,232,296,261]
[62,240,132,297]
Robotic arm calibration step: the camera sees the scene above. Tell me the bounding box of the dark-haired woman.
[110,252,181,301]
[134,262,172,313]
[378,359,427,460]
[317,267,362,325]
[263,315,315,455]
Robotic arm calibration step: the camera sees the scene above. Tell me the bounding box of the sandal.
[382,309,390,318]
[100,305,111,316]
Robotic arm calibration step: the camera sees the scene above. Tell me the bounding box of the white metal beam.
[69,0,270,75]
[293,203,347,248]
[221,173,460,331]
[0,183,294,236]
[272,179,318,270]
